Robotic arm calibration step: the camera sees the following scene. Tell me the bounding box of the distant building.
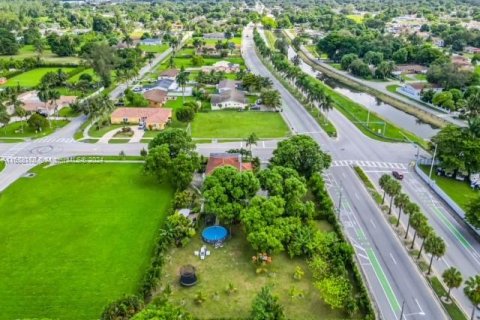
[399,83,442,99]
[110,107,172,130]
[203,32,226,40]
[144,89,168,107]
[202,60,240,73]
[451,55,473,70]
[205,153,253,175]
[394,64,428,74]
[140,38,162,46]
[217,79,239,93]
[18,91,76,115]
[465,46,480,54]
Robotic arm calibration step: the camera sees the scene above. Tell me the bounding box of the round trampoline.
[202,226,228,244]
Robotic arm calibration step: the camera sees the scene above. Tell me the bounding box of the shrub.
[27,113,49,131]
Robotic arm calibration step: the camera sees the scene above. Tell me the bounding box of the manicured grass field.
[0,163,174,320]
[0,120,69,139]
[0,45,81,64]
[139,44,169,53]
[1,67,77,88]
[58,106,80,117]
[67,68,99,83]
[420,165,477,210]
[0,160,5,172]
[164,96,196,110]
[161,227,349,319]
[191,111,290,138]
[88,123,124,138]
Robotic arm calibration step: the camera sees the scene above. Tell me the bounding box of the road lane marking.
[414,298,426,316]
[367,248,401,313]
[370,219,376,229]
[389,253,397,265]
[432,206,472,249]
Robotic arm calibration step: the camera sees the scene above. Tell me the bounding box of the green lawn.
[0,45,81,64]
[191,111,290,138]
[157,55,245,71]
[346,14,364,23]
[0,120,69,139]
[264,30,277,49]
[387,84,400,93]
[0,163,174,320]
[139,44,169,53]
[88,123,124,138]
[419,165,477,210]
[1,67,77,88]
[414,74,427,80]
[0,160,4,172]
[58,107,80,117]
[164,96,196,110]
[68,68,100,83]
[161,227,350,320]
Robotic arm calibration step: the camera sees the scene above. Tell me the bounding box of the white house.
[211,90,247,110]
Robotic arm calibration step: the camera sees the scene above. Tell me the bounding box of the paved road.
[244,23,446,319]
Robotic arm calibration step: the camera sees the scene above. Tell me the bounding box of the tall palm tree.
[14,104,27,133]
[0,110,10,134]
[246,132,258,155]
[410,212,427,249]
[442,267,462,301]
[404,202,420,239]
[321,95,334,121]
[379,174,392,203]
[465,275,480,320]
[176,66,189,104]
[424,234,446,275]
[386,179,401,215]
[394,193,409,227]
[37,89,52,128]
[417,224,434,259]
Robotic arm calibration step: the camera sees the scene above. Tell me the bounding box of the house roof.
[406,82,442,91]
[218,79,239,91]
[155,79,175,91]
[205,153,253,175]
[211,89,246,105]
[160,69,179,78]
[111,107,172,124]
[18,90,76,112]
[144,89,168,103]
[394,64,428,73]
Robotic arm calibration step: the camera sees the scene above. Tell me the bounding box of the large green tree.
[271,135,331,178]
[250,286,286,320]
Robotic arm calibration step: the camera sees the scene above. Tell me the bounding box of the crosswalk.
[34,137,75,144]
[331,160,407,170]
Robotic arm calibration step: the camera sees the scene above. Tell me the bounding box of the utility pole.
[428,143,438,180]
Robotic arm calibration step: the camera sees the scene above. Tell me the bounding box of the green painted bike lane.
[431,206,472,249]
[367,248,402,313]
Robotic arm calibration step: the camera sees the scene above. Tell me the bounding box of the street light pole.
[399,299,406,320]
[428,143,438,180]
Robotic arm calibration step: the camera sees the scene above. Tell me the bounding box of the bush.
[27,113,49,131]
[176,106,195,122]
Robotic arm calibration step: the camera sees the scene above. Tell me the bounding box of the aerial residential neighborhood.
[0,0,480,320]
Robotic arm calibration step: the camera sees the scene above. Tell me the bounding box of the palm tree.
[168,55,176,69]
[14,104,27,133]
[442,267,462,301]
[404,202,420,239]
[379,174,392,203]
[417,224,434,259]
[394,193,409,227]
[37,89,52,128]
[49,90,61,118]
[465,275,480,320]
[424,234,446,275]
[385,179,401,215]
[246,132,258,155]
[466,92,480,118]
[410,212,427,249]
[0,110,10,134]
[176,66,189,104]
[291,55,301,66]
[321,95,334,121]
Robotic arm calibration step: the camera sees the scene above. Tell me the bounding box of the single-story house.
[211,89,247,110]
[217,79,239,93]
[140,38,162,46]
[203,32,226,40]
[399,83,442,99]
[144,89,168,107]
[202,61,240,73]
[18,91,76,115]
[155,79,179,92]
[394,64,428,74]
[451,55,473,70]
[159,69,180,80]
[110,107,172,130]
[205,153,253,175]
[465,46,480,54]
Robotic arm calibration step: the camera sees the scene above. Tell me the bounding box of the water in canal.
[287,47,440,139]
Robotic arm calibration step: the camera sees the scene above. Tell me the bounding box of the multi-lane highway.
[244,24,446,319]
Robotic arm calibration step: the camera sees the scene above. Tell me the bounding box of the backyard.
[0,67,77,88]
[0,163,174,320]
[0,45,81,64]
[190,111,290,139]
[160,228,351,320]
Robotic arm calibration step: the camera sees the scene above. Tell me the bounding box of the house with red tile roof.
[205,153,253,175]
[110,107,172,130]
[18,91,76,115]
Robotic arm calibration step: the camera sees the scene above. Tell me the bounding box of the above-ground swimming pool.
[202,226,228,244]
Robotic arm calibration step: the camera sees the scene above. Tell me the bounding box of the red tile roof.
[205,153,253,175]
[111,107,172,124]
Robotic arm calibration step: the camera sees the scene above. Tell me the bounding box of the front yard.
[0,163,174,320]
[0,120,69,139]
[190,111,290,139]
[1,67,77,88]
